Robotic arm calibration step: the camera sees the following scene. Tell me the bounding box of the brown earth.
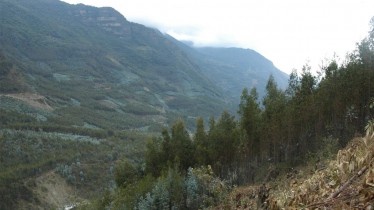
[17,170,82,210]
[2,93,53,111]
[221,135,374,209]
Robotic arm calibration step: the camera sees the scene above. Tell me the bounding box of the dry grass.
[223,135,374,209]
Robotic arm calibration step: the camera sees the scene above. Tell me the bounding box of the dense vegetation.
[0,0,287,132]
[0,120,150,209]
[86,18,374,209]
[0,0,287,208]
[0,0,373,209]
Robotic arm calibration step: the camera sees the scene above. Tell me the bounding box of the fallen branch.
[327,166,368,200]
[306,192,356,209]
[306,166,369,209]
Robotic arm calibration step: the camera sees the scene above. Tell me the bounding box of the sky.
[61,0,374,74]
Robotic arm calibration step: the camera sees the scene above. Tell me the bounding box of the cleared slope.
[223,134,374,209]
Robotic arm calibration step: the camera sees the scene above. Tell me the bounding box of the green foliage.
[238,88,262,157]
[186,166,230,208]
[144,137,164,176]
[0,109,36,126]
[103,166,229,210]
[145,18,374,188]
[0,0,233,132]
[108,174,155,209]
[170,120,196,171]
[1,0,374,208]
[98,115,237,209]
[185,168,199,209]
[261,76,287,161]
[0,52,28,93]
[208,111,240,173]
[194,117,209,165]
[0,128,149,209]
[194,47,288,104]
[145,120,196,175]
[115,159,140,188]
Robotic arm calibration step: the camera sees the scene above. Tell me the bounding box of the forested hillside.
[195,47,288,104]
[80,18,374,210]
[0,0,287,131]
[0,0,288,209]
[1,0,373,209]
[0,0,225,131]
[165,35,289,105]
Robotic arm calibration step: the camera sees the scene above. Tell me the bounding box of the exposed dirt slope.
[17,170,81,210]
[1,93,53,111]
[224,135,374,209]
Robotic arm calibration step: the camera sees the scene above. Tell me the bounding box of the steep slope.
[223,134,374,209]
[0,0,289,131]
[196,47,288,101]
[0,0,226,130]
[165,35,289,104]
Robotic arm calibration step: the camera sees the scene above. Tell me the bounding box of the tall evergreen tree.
[170,120,195,171]
[194,117,209,165]
[238,87,262,158]
[262,75,287,162]
[209,111,239,174]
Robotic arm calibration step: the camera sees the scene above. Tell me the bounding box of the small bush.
[114,159,139,188]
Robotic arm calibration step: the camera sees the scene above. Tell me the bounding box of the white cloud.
[62,0,374,74]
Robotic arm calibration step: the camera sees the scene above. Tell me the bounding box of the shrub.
[114,159,139,188]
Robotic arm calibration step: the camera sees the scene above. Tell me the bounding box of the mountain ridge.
[0,0,288,130]
[164,35,289,106]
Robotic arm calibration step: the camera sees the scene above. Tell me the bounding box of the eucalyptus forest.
[0,0,373,209]
[87,19,374,209]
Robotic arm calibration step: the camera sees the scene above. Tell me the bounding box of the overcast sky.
[61,0,374,74]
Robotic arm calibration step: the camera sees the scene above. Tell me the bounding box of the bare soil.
[1,93,53,111]
[17,170,81,210]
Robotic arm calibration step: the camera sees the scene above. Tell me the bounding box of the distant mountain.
[195,47,288,102]
[0,0,288,130]
[167,36,288,105]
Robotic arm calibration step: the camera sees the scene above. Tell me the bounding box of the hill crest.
[0,0,288,130]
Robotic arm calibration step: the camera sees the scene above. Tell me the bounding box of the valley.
[0,0,373,209]
[0,0,288,208]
